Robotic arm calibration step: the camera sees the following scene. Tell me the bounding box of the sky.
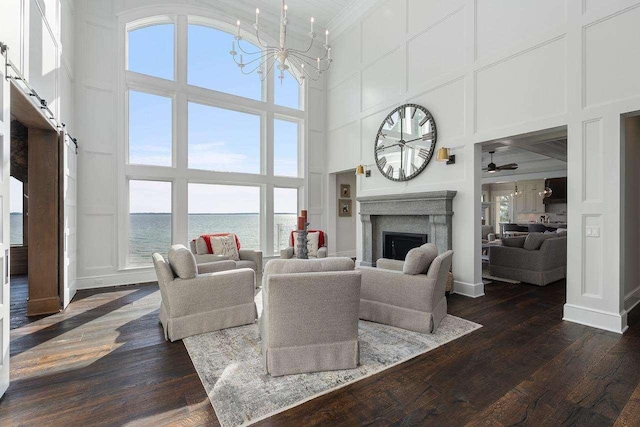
[126,22,301,214]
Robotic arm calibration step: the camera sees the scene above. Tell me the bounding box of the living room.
[1,0,640,426]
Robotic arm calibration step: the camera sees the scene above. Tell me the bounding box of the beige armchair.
[189,237,263,287]
[280,230,328,259]
[259,258,361,376]
[357,244,453,334]
[153,245,257,342]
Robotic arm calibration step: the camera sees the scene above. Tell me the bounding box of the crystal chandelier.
[230,1,332,85]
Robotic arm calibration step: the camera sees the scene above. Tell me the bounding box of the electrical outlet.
[586,226,600,237]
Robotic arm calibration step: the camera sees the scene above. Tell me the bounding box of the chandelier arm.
[240,53,274,76]
[235,51,276,67]
[288,48,329,62]
[288,52,330,73]
[237,38,274,56]
[288,56,320,82]
[253,28,271,48]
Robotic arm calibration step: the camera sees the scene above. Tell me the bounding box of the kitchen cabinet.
[514,180,545,214]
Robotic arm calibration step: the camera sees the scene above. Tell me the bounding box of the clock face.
[374,104,437,182]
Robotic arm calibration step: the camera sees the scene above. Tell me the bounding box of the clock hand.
[376,143,402,152]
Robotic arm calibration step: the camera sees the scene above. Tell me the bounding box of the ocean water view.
[129,213,297,266]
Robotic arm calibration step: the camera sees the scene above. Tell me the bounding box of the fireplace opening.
[383,232,428,261]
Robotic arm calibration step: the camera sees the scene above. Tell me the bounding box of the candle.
[328,47,331,60]
[255,8,259,26]
[297,216,305,231]
[301,210,308,222]
[284,4,288,18]
[325,29,329,44]
[310,17,314,33]
[317,57,320,70]
[236,20,240,36]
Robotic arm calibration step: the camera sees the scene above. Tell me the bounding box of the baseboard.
[453,281,485,298]
[76,268,157,290]
[624,287,640,313]
[563,303,628,334]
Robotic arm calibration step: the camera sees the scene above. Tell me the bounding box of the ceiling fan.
[483,151,518,173]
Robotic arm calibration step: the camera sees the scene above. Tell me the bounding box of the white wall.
[0,0,77,300]
[334,171,357,257]
[623,115,640,313]
[73,0,327,288]
[326,0,640,332]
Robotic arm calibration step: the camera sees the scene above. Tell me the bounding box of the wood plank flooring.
[1,276,639,426]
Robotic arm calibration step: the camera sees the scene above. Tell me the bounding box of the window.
[128,24,174,80]
[129,181,172,266]
[274,187,298,252]
[274,119,299,177]
[188,184,260,249]
[129,91,172,166]
[10,177,23,246]
[274,70,301,109]
[188,102,261,174]
[123,15,305,267]
[188,24,262,100]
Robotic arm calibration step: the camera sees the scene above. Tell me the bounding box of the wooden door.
[0,51,11,397]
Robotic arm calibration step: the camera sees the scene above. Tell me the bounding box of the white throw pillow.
[292,231,320,257]
[211,235,240,261]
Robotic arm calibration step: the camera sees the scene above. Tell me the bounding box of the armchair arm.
[197,259,236,274]
[165,268,256,318]
[357,266,436,312]
[375,258,405,271]
[316,247,328,258]
[280,247,294,259]
[194,254,229,264]
[239,249,263,274]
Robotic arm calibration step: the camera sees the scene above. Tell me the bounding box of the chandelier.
[230,1,332,85]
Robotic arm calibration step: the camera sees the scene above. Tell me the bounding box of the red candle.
[297,216,305,230]
[301,210,308,222]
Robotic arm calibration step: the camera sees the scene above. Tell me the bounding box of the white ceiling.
[481,128,568,179]
[233,0,357,31]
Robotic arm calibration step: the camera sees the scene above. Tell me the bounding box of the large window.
[274,187,298,252]
[129,180,172,266]
[188,184,260,249]
[123,15,304,267]
[188,102,261,174]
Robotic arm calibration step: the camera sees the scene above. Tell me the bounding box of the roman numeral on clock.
[377,156,387,169]
[385,116,395,127]
[411,163,418,174]
[422,132,433,141]
[418,148,431,160]
[399,168,406,180]
[386,164,394,176]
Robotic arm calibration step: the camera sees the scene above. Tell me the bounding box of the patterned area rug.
[183,292,482,427]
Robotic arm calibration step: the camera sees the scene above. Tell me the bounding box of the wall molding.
[76,268,157,290]
[563,303,628,334]
[453,281,485,298]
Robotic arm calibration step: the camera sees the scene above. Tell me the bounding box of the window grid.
[122,15,305,268]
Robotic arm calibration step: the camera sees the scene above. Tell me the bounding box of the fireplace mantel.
[357,191,457,266]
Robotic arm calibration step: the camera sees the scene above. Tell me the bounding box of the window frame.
[118,11,307,270]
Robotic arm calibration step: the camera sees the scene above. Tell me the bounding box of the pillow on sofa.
[524,233,556,250]
[195,237,209,255]
[210,235,240,261]
[292,231,320,257]
[556,228,568,236]
[403,244,438,275]
[502,236,526,248]
[168,245,198,279]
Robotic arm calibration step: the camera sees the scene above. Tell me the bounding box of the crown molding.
[326,0,386,40]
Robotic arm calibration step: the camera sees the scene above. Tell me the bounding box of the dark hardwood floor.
[1,276,639,426]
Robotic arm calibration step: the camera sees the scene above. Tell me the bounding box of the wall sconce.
[355,165,371,177]
[436,147,456,165]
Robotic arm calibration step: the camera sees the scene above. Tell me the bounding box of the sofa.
[280,230,328,259]
[189,234,263,287]
[357,244,453,334]
[481,225,496,243]
[259,257,361,376]
[489,233,567,286]
[153,245,257,341]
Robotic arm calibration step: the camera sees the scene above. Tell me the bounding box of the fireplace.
[357,191,456,267]
[383,232,428,260]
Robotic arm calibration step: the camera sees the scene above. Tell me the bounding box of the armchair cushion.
[524,232,556,250]
[502,236,526,248]
[289,230,326,248]
[210,234,240,260]
[168,245,198,279]
[403,244,438,275]
[376,258,405,271]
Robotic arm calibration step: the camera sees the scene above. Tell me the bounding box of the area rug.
[183,292,481,427]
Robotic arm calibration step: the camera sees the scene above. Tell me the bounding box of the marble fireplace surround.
[357,191,457,267]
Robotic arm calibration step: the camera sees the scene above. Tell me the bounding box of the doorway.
[622,113,640,314]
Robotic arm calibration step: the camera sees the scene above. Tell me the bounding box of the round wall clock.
[374,103,437,182]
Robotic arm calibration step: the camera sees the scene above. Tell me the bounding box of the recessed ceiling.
[233,0,357,30]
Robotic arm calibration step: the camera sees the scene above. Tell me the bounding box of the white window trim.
[117,8,308,270]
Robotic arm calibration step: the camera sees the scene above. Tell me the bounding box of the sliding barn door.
[60,132,77,308]
[0,54,11,397]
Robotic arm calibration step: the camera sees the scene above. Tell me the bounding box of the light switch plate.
[586,226,600,237]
